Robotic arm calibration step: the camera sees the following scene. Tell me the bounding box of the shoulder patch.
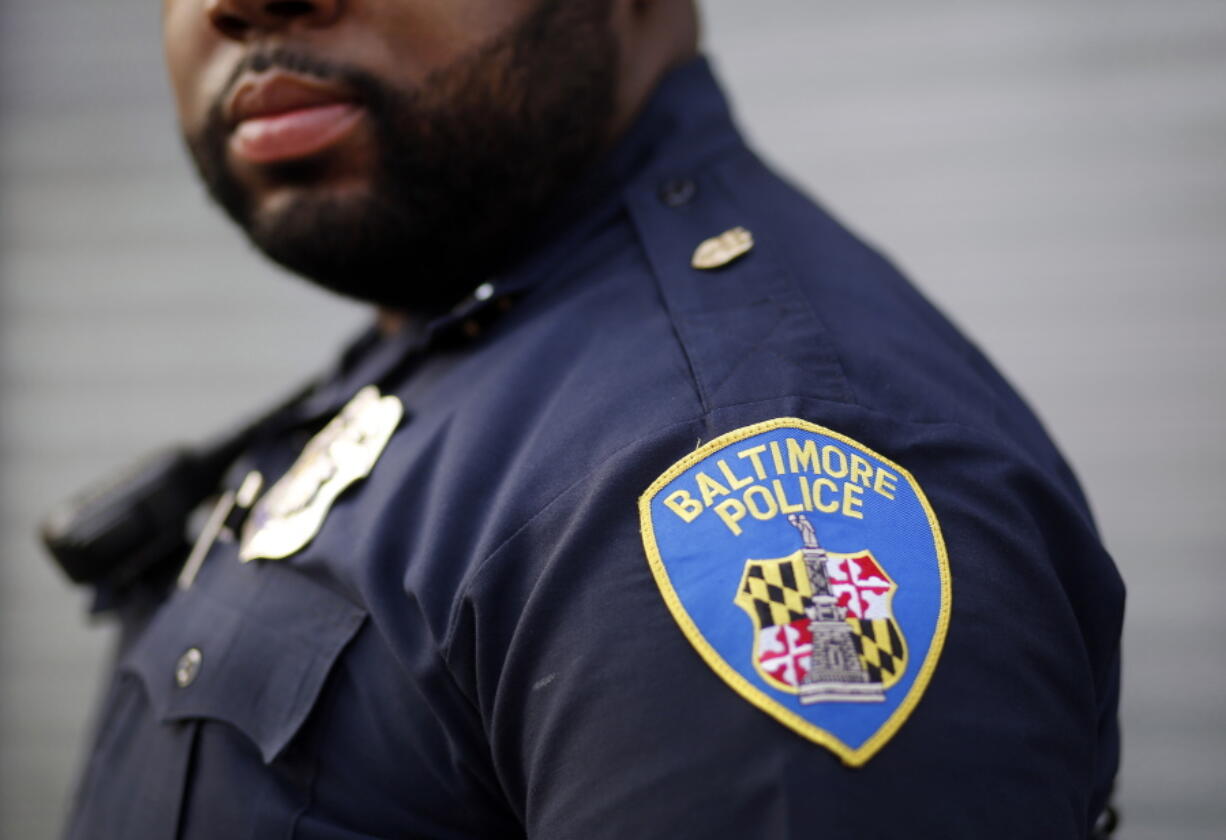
[638,418,950,766]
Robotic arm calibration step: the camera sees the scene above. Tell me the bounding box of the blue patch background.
[648,425,944,751]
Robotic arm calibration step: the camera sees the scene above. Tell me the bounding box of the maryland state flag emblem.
[639,418,950,765]
[736,543,908,699]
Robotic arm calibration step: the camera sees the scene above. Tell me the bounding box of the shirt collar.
[481,55,743,301]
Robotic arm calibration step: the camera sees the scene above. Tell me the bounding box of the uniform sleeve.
[444,409,1123,839]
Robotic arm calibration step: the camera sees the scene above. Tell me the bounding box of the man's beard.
[186,0,617,312]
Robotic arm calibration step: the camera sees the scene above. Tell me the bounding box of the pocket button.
[175,648,202,688]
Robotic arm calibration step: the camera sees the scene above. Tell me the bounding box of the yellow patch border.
[637,417,951,767]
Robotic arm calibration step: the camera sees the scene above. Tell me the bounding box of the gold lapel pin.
[692,226,754,270]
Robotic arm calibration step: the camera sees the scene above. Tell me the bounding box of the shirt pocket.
[113,560,367,837]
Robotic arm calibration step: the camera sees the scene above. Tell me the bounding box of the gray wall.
[2,1,1223,837]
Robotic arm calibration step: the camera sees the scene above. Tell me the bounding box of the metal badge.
[691,226,754,270]
[240,386,404,563]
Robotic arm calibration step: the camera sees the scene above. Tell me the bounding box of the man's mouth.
[225,71,365,165]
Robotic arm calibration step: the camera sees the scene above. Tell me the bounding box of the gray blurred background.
[2,1,1223,837]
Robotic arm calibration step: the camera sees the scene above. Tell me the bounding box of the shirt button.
[175,648,202,688]
[658,177,697,207]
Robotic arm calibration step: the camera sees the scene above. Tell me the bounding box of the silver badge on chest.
[240,385,404,562]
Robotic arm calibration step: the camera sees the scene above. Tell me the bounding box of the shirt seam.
[439,413,708,657]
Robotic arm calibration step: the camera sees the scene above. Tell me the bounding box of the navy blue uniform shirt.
[66,58,1123,839]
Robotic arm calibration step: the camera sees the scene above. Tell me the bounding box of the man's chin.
[241,188,471,311]
[246,175,377,231]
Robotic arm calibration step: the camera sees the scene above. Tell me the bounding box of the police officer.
[51,1,1122,837]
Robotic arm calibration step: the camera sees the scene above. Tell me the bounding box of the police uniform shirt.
[65,58,1123,839]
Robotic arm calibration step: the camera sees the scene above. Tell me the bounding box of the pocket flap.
[121,562,366,763]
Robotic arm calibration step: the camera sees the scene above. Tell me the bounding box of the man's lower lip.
[230,103,364,164]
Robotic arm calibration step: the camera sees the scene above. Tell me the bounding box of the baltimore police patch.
[639,418,951,766]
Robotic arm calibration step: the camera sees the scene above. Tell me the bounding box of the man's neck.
[376,309,412,336]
